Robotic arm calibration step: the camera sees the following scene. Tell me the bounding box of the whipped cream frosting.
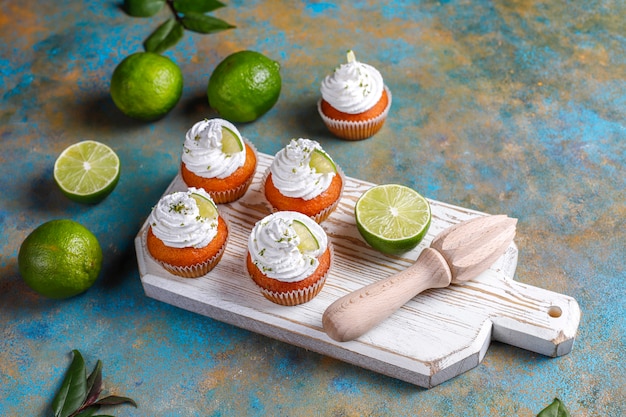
[320,50,384,114]
[248,211,328,282]
[269,138,336,200]
[181,118,246,179]
[149,187,218,249]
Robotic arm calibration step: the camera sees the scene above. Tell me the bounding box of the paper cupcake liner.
[146,221,229,279]
[248,244,334,306]
[182,139,259,204]
[317,85,392,141]
[260,164,346,224]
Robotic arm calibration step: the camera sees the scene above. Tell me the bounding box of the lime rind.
[309,149,337,174]
[221,125,244,155]
[54,141,121,204]
[191,193,219,220]
[292,219,320,253]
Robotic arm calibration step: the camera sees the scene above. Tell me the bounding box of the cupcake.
[146,187,228,278]
[263,138,344,223]
[246,211,332,306]
[317,50,391,140]
[180,118,257,203]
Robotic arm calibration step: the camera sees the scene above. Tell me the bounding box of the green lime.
[110,52,183,121]
[207,50,281,123]
[53,140,121,204]
[221,126,244,155]
[355,184,431,255]
[18,219,103,299]
[191,192,218,220]
[309,149,337,174]
[292,220,320,253]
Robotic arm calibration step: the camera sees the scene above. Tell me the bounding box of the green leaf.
[74,406,100,417]
[173,0,226,13]
[537,398,571,417]
[143,18,185,54]
[181,12,235,34]
[94,395,138,407]
[52,350,88,417]
[124,0,166,17]
[84,360,103,406]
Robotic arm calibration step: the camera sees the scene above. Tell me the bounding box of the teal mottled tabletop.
[1,1,624,416]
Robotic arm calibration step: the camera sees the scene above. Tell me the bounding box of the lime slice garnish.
[190,193,219,220]
[53,140,121,204]
[309,149,337,174]
[292,219,320,253]
[221,126,244,155]
[355,184,431,255]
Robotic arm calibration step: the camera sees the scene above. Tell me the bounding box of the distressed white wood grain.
[135,153,580,388]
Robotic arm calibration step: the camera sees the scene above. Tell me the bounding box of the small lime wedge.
[355,184,431,255]
[309,149,337,174]
[221,126,244,155]
[53,140,120,204]
[292,219,320,253]
[191,193,219,220]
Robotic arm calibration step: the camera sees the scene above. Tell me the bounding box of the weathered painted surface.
[1,1,624,416]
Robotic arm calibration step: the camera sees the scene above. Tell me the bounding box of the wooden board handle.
[322,248,452,342]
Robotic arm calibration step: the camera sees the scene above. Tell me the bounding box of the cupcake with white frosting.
[263,138,344,223]
[246,211,332,305]
[146,187,228,278]
[181,118,257,203]
[317,50,391,140]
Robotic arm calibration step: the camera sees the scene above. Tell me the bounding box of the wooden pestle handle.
[323,248,453,342]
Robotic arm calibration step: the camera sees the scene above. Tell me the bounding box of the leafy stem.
[123,0,235,54]
[52,350,137,417]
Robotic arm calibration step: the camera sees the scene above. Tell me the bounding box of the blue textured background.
[1,1,624,415]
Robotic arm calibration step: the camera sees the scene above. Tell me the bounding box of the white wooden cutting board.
[135,153,581,388]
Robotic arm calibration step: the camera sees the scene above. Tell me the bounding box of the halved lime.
[309,149,337,174]
[53,140,121,204]
[292,219,320,253]
[191,193,219,220]
[221,126,244,155]
[355,184,431,255]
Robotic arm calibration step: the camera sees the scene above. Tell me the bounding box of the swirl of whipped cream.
[248,211,328,282]
[149,187,218,249]
[320,51,384,114]
[181,118,246,179]
[269,138,336,200]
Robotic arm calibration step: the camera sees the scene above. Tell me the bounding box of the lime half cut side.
[309,149,337,174]
[54,140,121,204]
[355,184,431,255]
[221,126,244,155]
[292,219,320,253]
[191,193,219,221]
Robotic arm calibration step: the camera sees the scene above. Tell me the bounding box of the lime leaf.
[181,12,235,34]
[52,350,88,417]
[292,220,320,253]
[537,398,571,417]
[221,126,244,155]
[93,395,138,407]
[143,18,185,54]
[309,149,337,174]
[174,0,226,13]
[124,0,166,17]
[84,360,103,406]
[191,193,218,219]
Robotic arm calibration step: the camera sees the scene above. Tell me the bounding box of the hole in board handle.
[548,306,562,318]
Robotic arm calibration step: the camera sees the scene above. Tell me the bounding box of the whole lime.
[207,50,281,123]
[110,52,183,121]
[18,219,103,299]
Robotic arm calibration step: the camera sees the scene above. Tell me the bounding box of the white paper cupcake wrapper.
[317,85,392,141]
